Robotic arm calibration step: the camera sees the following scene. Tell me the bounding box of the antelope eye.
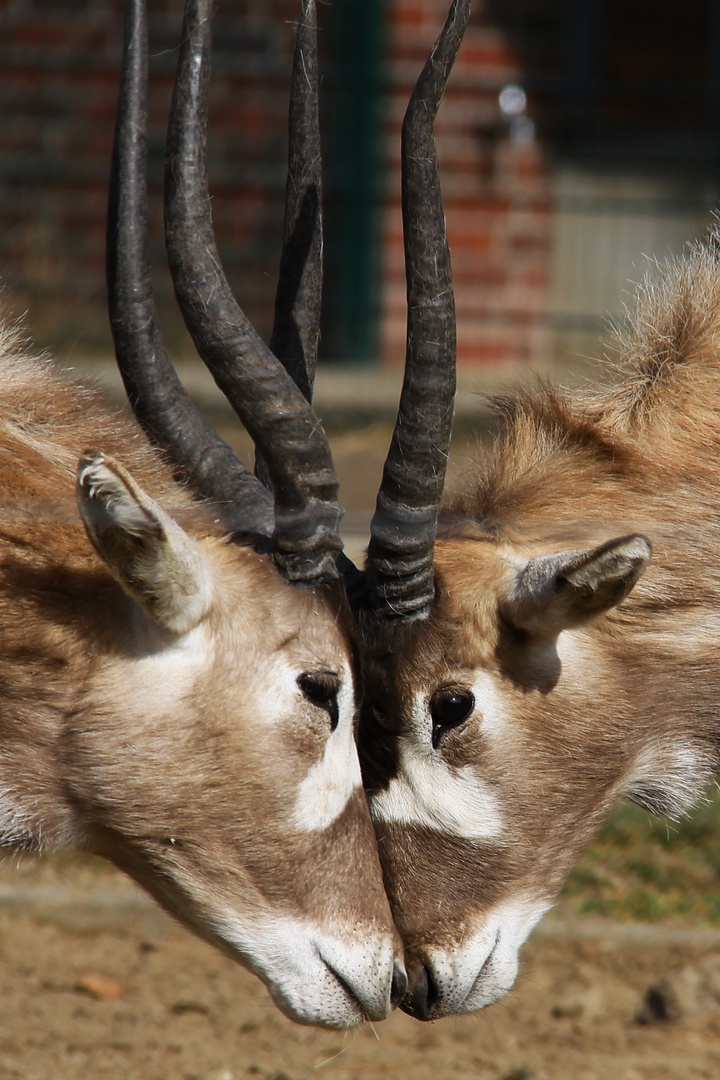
[298,672,340,731]
[430,687,475,748]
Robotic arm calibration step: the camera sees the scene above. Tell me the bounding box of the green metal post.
[320,0,385,365]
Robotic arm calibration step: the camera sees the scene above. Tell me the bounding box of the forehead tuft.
[364,537,506,688]
[215,544,354,654]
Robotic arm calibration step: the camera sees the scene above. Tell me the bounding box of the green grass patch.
[559,786,720,923]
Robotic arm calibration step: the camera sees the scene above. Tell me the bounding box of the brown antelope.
[0,0,408,1028]
[352,0,720,1024]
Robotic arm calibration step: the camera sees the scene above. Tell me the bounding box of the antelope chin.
[215,909,401,1028]
[405,895,550,1019]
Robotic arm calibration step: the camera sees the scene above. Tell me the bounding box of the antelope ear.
[501,534,651,638]
[77,452,213,636]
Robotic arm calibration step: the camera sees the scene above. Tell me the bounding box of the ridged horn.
[107,0,273,540]
[164,0,343,586]
[263,0,364,594]
[366,0,470,618]
[255,0,322,493]
[269,0,323,404]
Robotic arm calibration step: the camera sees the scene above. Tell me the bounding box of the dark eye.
[430,687,474,748]
[298,672,340,731]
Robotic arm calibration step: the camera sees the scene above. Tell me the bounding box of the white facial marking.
[370,688,504,841]
[470,670,508,738]
[425,894,551,1015]
[214,905,396,1027]
[624,737,714,818]
[292,674,362,831]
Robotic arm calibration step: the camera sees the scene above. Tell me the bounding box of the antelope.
[353,0,720,1023]
[0,0,408,1028]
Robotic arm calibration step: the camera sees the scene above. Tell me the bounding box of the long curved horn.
[269,0,323,405]
[366,0,470,619]
[255,0,322,492]
[164,0,343,586]
[264,0,365,596]
[107,0,273,540]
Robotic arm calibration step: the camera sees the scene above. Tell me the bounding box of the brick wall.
[380,0,552,366]
[0,0,296,357]
[0,0,552,367]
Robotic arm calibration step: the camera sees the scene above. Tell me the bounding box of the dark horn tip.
[367,0,469,617]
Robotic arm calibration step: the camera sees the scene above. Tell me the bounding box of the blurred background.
[1,0,719,374]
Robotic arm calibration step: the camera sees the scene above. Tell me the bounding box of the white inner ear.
[77,453,213,637]
[504,534,651,637]
[78,456,158,534]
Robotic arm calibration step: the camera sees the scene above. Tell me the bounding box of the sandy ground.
[2,855,720,1080]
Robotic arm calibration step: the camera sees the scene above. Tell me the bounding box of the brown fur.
[359,236,720,1015]
[0,322,401,1027]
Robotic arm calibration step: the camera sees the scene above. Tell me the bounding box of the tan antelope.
[0,0,408,1028]
[352,0,720,1023]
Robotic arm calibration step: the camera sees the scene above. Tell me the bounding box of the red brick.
[0,0,554,369]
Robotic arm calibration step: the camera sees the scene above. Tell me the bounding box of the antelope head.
[0,0,406,1028]
[359,529,652,1020]
[354,0,659,1022]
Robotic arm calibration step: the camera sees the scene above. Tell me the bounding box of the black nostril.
[404,962,441,1021]
[390,961,407,1009]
